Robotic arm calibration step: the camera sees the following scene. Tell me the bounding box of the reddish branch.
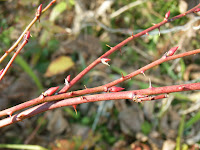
[0,3,200,127]
[0,0,56,64]
[58,3,200,93]
[0,48,200,117]
[0,31,30,80]
[1,82,200,128]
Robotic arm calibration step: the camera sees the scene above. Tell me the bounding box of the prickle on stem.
[101,58,111,66]
[141,70,146,77]
[73,105,77,115]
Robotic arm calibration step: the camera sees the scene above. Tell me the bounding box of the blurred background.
[0,0,200,149]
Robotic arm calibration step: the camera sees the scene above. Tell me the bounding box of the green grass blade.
[0,144,48,150]
[15,55,43,92]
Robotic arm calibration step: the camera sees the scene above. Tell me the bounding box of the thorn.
[158,27,160,36]
[132,33,134,37]
[146,32,149,36]
[106,44,112,49]
[151,23,156,25]
[73,105,77,115]
[119,48,122,55]
[121,72,125,78]
[148,78,152,89]
[101,58,110,66]
[140,71,146,77]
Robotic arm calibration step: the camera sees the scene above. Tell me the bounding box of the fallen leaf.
[44,56,74,77]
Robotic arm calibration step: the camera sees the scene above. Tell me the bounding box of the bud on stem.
[42,86,59,97]
[164,11,170,20]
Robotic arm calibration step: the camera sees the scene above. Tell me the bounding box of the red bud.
[109,86,125,92]
[36,4,42,18]
[42,86,59,97]
[164,11,170,20]
[166,46,179,56]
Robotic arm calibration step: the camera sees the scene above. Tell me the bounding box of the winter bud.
[42,86,59,97]
[109,86,125,92]
[164,11,170,20]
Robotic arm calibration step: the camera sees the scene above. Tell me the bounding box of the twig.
[1,81,200,127]
[0,0,56,64]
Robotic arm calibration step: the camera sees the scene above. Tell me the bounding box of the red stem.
[58,3,200,93]
[0,48,199,117]
[0,39,28,80]
[1,82,200,127]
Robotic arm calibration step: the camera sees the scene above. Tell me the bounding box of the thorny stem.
[58,3,200,93]
[0,49,200,117]
[0,0,56,64]
[1,82,200,127]
[0,3,200,127]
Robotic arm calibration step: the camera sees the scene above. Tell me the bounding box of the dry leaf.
[45,56,74,77]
